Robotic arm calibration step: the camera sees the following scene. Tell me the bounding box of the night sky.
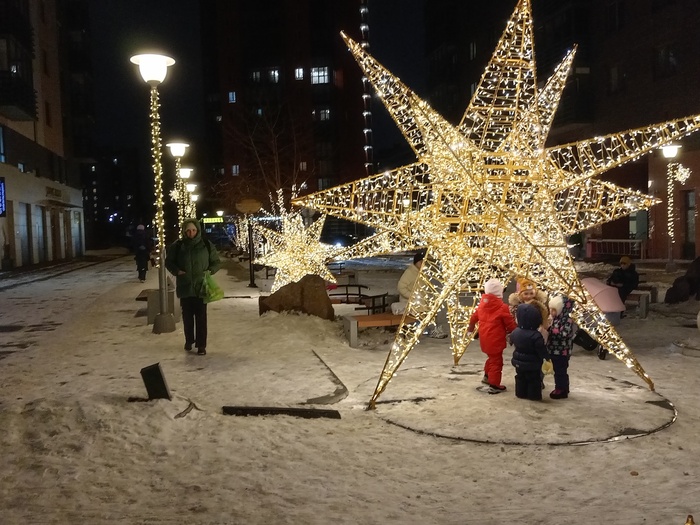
[90,0,205,153]
[88,0,425,165]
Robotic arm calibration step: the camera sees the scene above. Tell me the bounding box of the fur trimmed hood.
[508,289,548,307]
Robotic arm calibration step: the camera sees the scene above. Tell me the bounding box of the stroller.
[573,329,607,360]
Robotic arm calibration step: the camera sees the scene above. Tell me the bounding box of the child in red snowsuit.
[468,278,517,394]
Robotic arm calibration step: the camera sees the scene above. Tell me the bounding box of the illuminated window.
[255,108,263,116]
[252,70,260,82]
[469,41,477,60]
[319,109,330,121]
[311,66,329,84]
[299,161,307,171]
[228,91,236,103]
[295,67,304,80]
[232,164,240,176]
[318,178,332,189]
[269,68,279,83]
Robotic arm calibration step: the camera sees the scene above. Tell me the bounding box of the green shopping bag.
[202,270,224,303]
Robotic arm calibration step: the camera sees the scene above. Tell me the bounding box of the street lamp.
[661,144,691,272]
[184,183,197,218]
[166,142,189,225]
[130,52,176,334]
[178,167,193,222]
[216,210,224,217]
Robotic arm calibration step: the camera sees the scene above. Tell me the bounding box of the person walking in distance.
[132,224,152,282]
[165,219,221,355]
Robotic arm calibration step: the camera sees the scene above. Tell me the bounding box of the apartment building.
[0,0,87,268]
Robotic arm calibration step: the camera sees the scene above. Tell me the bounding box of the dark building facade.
[200,0,367,219]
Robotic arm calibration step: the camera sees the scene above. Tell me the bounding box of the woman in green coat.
[165,219,221,355]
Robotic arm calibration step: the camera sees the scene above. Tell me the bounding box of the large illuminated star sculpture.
[294,0,700,408]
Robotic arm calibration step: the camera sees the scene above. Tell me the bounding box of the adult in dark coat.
[165,218,221,355]
[132,225,152,282]
[511,303,551,401]
[606,256,639,302]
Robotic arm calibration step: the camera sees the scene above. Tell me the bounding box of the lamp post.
[235,198,263,288]
[186,183,197,218]
[190,193,199,218]
[661,144,691,272]
[178,167,193,223]
[166,142,189,225]
[130,52,176,334]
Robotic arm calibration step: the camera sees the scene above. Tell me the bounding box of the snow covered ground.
[1,250,699,524]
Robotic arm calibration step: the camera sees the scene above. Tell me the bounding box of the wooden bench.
[625,292,649,319]
[631,273,657,303]
[264,266,276,279]
[636,283,658,303]
[343,312,416,348]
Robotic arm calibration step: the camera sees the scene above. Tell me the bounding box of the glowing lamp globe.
[662,144,681,159]
[130,54,175,85]
[216,210,224,217]
[166,142,189,158]
[179,168,193,179]
[190,194,199,202]
[185,183,197,193]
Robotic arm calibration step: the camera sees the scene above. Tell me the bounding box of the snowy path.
[0,256,699,524]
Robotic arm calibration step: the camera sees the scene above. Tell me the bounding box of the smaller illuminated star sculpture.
[255,193,340,292]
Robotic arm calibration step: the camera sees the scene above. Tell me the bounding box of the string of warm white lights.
[667,162,691,244]
[185,198,197,219]
[294,0,700,408]
[150,86,166,266]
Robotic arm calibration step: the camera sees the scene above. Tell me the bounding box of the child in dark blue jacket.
[511,303,551,401]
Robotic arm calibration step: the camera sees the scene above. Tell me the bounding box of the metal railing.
[585,239,647,260]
